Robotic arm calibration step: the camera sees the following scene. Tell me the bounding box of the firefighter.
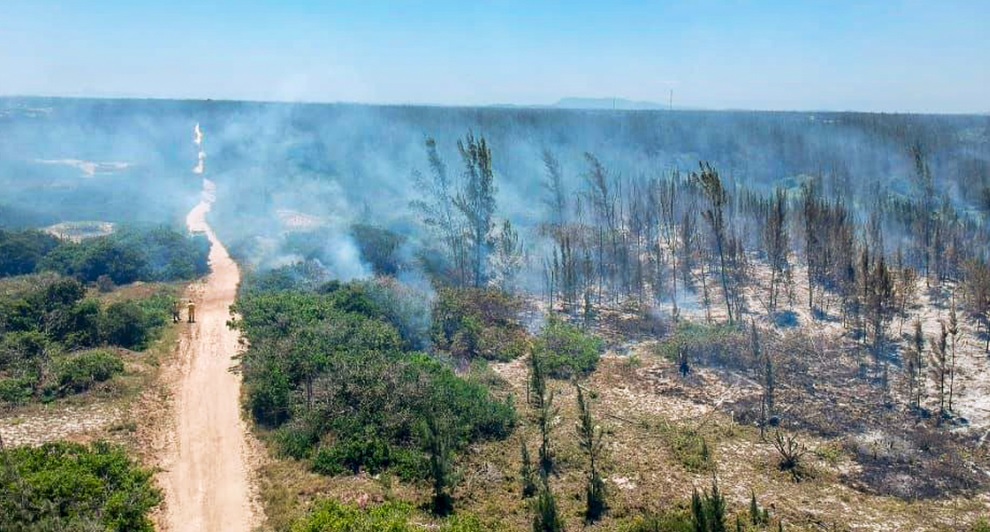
[187,302,196,323]
[171,300,181,323]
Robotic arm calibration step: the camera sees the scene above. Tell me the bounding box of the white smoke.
[193,122,206,174]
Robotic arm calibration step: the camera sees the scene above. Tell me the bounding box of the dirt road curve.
[161,179,257,531]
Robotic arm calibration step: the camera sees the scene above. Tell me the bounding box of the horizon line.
[1,93,986,117]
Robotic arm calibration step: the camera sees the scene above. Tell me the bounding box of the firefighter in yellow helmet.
[187,302,196,324]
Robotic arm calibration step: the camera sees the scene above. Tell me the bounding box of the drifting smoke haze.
[1,97,988,287]
[193,122,205,175]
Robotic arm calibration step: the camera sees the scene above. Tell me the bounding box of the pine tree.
[691,489,708,532]
[658,173,681,319]
[454,133,497,288]
[930,322,950,423]
[576,385,607,522]
[422,412,458,515]
[492,219,524,292]
[906,319,926,413]
[749,491,760,524]
[521,441,538,498]
[749,490,769,526]
[532,477,564,532]
[541,150,567,228]
[762,188,790,313]
[948,299,960,411]
[691,478,727,532]
[411,137,467,285]
[695,162,735,323]
[529,352,556,476]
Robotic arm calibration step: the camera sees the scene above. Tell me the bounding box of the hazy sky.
[1,1,987,113]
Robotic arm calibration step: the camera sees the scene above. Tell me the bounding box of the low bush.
[292,500,485,532]
[534,317,604,378]
[53,350,124,395]
[432,287,529,361]
[0,275,175,404]
[0,441,161,531]
[655,322,747,370]
[312,439,425,480]
[236,272,517,485]
[0,377,34,405]
[621,508,693,532]
[293,500,415,532]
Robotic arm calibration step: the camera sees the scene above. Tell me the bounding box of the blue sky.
[1,1,987,113]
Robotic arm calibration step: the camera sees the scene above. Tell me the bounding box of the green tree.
[762,188,789,313]
[532,477,564,532]
[412,137,466,285]
[454,133,497,288]
[691,478,726,532]
[930,322,950,422]
[541,150,567,228]
[575,385,607,523]
[694,162,734,323]
[529,351,557,477]
[492,219,524,292]
[520,441,538,498]
[422,410,458,516]
[948,299,960,411]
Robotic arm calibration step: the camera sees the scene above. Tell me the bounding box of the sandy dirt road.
[159,179,257,531]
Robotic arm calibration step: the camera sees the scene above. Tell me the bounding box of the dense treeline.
[234,269,516,505]
[0,225,209,284]
[0,274,176,404]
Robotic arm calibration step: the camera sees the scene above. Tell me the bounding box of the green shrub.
[431,287,528,361]
[0,377,34,405]
[534,317,604,378]
[621,508,693,532]
[0,276,173,405]
[0,441,161,531]
[292,500,486,532]
[54,350,124,395]
[99,300,150,349]
[247,361,292,427]
[312,438,397,476]
[441,514,487,531]
[657,423,714,473]
[236,275,517,487]
[655,322,747,370]
[0,330,50,372]
[273,420,321,459]
[311,440,425,480]
[292,500,415,532]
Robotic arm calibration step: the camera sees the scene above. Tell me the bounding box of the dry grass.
[252,347,990,531]
[246,257,990,530]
